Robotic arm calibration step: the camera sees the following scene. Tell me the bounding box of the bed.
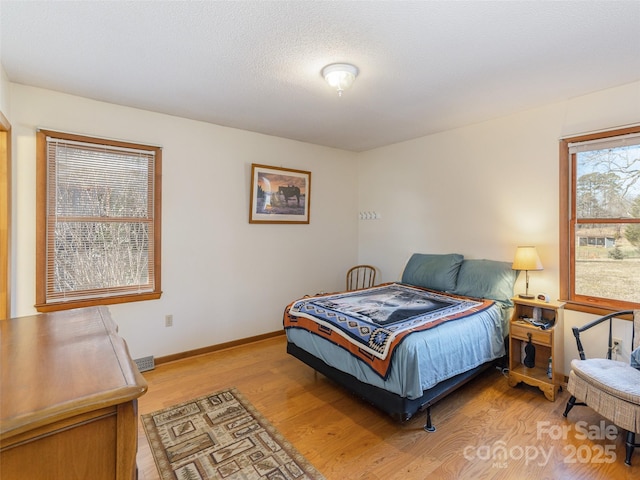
[283,253,517,430]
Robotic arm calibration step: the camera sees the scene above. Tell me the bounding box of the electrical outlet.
[612,337,622,354]
[165,314,173,327]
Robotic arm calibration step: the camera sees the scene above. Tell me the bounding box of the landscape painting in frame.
[249,164,311,224]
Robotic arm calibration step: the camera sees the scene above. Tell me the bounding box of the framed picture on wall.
[249,164,311,224]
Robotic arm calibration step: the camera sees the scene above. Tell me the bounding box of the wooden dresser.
[0,307,148,479]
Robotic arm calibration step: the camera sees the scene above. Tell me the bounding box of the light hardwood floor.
[136,335,637,480]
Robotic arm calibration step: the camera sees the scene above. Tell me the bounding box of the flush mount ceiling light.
[322,63,359,97]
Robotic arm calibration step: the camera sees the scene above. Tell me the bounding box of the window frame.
[35,129,162,312]
[559,125,640,315]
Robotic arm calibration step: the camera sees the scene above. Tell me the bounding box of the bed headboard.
[401,253,518,305]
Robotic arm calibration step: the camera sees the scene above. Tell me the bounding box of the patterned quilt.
[283,283,494,378]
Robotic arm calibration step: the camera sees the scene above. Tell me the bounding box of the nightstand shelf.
[508,297,564,401]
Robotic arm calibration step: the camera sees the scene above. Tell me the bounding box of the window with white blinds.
[36,130,162,311]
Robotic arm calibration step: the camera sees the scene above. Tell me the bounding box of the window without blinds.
[36,130,162,310]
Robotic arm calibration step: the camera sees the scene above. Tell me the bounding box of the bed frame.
[287,341,498,431]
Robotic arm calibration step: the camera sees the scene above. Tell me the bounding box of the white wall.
[9,79,640,374]
[0,65,10,116]
[357,80,640,375]
[10,85,359,359]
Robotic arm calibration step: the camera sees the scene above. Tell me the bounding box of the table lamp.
[512,246,543,299]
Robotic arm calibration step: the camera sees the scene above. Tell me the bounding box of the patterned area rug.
[142,388,325,480]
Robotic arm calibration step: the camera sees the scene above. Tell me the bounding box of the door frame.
[1,110,11,319]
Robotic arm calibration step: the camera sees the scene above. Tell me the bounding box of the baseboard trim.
[155,330,285,366]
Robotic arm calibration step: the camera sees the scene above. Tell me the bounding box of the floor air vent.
[134,356,155,372]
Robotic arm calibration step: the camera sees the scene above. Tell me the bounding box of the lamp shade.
[512,246,543,271]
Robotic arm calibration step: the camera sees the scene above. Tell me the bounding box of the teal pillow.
[401,253,464,292]
[450,259,518,304]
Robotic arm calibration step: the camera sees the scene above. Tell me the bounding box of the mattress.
[285,295,508,400]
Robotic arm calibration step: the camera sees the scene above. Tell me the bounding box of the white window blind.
[45,135,157,302]
[568,132,640,153]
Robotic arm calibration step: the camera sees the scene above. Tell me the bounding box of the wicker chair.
[563,310,640,466]
[346,265,376,291]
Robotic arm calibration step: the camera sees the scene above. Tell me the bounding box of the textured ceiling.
[1,1,639,152]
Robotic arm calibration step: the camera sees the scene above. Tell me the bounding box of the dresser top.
[1,307,147,439]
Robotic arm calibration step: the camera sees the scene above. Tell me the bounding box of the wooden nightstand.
[508,297,565,401]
